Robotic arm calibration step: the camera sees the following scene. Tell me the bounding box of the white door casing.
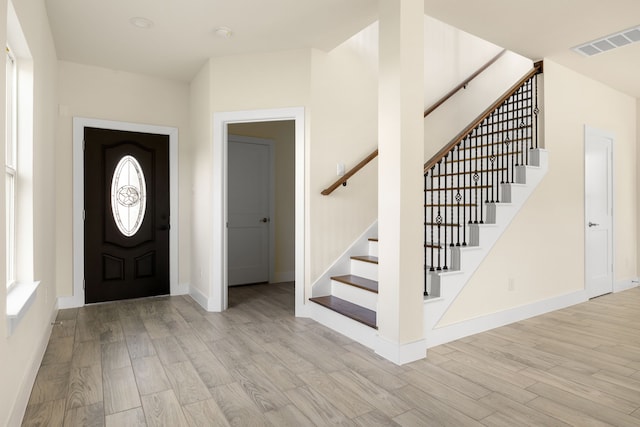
[61,117,180,309]
[212,107,306,315]
[584,126,614,299]
[228,136,274,286]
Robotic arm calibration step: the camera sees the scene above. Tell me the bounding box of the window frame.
[5,45,17,290]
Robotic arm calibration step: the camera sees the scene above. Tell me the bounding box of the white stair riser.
[368,240,378,257]
[331,280,377,311]
[351,259,378,281]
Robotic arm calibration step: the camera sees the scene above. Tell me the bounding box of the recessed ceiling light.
[572,25,640,56]
[214,27,233,39]
[130,17,154,30]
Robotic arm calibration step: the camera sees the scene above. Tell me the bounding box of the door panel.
[585,128,613,298]
[228,138,272,286]
[84,127,169,303]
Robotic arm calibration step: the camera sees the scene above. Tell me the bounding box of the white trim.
[375,336,427,365]
[7,300,56,427]
[227,134,276,284]
[310,221,377,297]
[60,117,179,308]
[5,281,39,336]
[614,278,639,293]
[584,125,614,298]
[212,107,306,315]
[189,284,209,310]
[425,289,588,348]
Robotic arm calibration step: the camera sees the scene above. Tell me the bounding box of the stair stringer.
[308,220,379,350]
[310,220,377,298]
[424,149,548,348]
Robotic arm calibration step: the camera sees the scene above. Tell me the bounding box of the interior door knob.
[260,218,270,223]
[588,221,599,227]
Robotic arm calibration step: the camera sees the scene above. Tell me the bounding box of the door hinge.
[83,279,85,290]
[82,139,85,151]
[83,209,86,221]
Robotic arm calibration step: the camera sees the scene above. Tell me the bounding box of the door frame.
[584,125,614,298]
[212,107,305,315]
[60,117,179,308]
[227,134,276,284]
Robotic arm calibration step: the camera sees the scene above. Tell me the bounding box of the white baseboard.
[614,278,639,293]
[375,336,427,365]
[57,293,83,309]
[172,282,190,296]
[426,289,588,348]
[189,285,209,311]
[8,299,57,427]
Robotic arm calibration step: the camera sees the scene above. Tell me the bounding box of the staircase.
[308,234,380,348]
[310,61,546,355]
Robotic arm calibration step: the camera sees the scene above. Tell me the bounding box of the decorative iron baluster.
[424,172,428,296]
[473,128,480,224]
[443,153,449,270]
[436,160,442,270]
[479,122,485,224]
[429,168,435,272]
[533,75,540,148]
[490,111,497,203]
[462,136,468,246]
[455,143,462,246]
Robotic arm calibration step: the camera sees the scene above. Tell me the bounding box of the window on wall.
[5,45,16,289]
[5,0,37,335]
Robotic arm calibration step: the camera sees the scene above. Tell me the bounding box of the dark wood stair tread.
[351,255,378,264]
[368,237,378,242]
[331,275,378,293]
[309,296,377,329]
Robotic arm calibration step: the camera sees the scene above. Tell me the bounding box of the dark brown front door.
[84,127,170,303]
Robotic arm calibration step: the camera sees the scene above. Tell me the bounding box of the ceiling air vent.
[572,25,640,56]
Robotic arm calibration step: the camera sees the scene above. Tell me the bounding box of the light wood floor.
[21,283,640,426]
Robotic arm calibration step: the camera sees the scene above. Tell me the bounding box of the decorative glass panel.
[111,155,146,237]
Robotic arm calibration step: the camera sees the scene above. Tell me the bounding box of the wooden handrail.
[321,149,378,195]
[423,50,507,118]
[320,51,515,195]
[423,60,543,174]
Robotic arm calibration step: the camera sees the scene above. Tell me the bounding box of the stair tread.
[368,237,378,242]
[309,296,377,329]
[331,274,378,293]
[351,255,378,264]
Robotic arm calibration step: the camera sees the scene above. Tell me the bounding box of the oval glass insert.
[111,155,147,237]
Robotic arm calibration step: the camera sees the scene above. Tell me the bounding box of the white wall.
[228,121,296,283]
[439,59,637,326]
[188,60,213,301]
[55,61,192,297]
[0,0,59,423]
[309,30,379,283]
[189,50,312,304]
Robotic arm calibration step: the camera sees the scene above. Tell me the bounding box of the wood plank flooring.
[22,284,640,426]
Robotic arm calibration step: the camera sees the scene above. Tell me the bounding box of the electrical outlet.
[337,163,345,176]
[508,278,515,291]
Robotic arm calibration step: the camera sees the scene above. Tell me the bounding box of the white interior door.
[585,126,613,298]
[228,137,273,286]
